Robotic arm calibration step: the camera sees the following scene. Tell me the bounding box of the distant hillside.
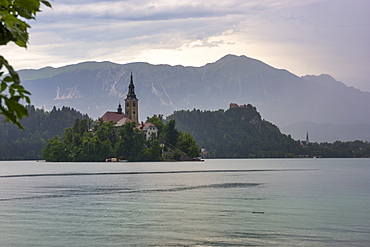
[0,106,89,160]
[18,54,370,142]
[167,105,301,158]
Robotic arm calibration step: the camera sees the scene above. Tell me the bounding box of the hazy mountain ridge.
[18,54,370,142]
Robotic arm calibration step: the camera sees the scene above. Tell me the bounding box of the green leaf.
[8,86,15,96]
[41,1,52,8]
[1,81,6,92]
[0,0,51,130]
[3,76,13,83]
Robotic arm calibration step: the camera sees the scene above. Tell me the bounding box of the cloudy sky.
[2,0,370,91]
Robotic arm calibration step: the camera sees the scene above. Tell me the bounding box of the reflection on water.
[0,182,262,202]
[0,159,369,246]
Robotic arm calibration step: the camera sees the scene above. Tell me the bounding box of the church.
[101,72,158,140]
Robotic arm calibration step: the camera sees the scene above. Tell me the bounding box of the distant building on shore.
[300,132,310,147]
[229,103,257,111]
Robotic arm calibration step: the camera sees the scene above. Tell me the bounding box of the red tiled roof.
[101,111,126,123]
[137,122,156,131]
[115,117,133,127]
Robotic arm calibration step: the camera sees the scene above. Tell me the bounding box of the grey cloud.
[42,0,295,22]
[11,0,370,91]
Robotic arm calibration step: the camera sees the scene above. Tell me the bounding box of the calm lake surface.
[0,159,369,246]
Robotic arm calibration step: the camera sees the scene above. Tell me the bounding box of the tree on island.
[42,115,200,162]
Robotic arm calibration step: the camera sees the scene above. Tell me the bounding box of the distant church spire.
[306,131,309,144]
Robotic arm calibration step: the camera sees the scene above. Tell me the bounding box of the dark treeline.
[303,141,370,158]
[167,106,370,158]
[2,105,369,161]
[0,105,89,160]
[42,115,200,162]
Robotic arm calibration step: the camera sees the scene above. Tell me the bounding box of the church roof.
[115,117,133,127]
[101,111,126,123]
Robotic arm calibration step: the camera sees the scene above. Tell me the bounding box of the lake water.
[0,159,369,246]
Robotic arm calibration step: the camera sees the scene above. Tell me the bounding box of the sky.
[2,0,370,92]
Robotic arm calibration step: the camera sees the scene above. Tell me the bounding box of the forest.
[167,105,301,158]
[167,106,370,158]
[0,105,89,160]
[302,141,370,158]
[1,105,369,160]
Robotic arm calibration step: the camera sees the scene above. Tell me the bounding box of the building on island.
[125,72,139,124]
[137,122,158,141]
[101,103,126,123]
[115,117,133,127]
[100,72,158,137]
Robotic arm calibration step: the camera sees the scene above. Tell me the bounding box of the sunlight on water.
[0,159,369,246]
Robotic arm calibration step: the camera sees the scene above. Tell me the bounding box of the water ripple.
[0,169,313,179]
[0,182,261,202]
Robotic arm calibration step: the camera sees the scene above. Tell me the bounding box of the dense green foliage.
[0,105,89,160]
[42,120,163,162]
[147,115,200,159]
[42,113,200,162]
[0,0,51,129]
[167,106,370,158]
[167,106,302,158]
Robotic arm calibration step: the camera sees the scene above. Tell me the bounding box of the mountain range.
[18,54,370,142]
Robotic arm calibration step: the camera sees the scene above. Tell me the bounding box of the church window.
[133,102,136,107]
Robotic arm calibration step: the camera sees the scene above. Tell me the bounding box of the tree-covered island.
[42,116,200,162]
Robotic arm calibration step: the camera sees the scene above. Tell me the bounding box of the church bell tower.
[125,72,139,124]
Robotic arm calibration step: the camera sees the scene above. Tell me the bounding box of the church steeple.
[127,72,137,99]
[125,72,139,124]
[306,131,309,145]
